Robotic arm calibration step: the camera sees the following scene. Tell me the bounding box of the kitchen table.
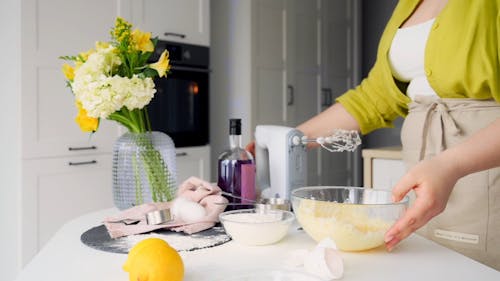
[15,208,499,281]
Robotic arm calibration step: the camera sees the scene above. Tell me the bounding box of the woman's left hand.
[384,155,461,251]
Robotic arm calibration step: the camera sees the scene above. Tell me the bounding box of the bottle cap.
[229,119,241,135]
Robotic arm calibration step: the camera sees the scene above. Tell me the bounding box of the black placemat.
[81,224,231,254]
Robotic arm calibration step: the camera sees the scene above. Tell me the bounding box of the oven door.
[147,65,209,147]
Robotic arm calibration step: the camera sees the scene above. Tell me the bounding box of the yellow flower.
[112,17,132,44]
[62,63,75,81]
[75,101,99,132]
[149,50,170,78]
[131,29,154,52]
[79,48,95,61]
[95,41,110,51]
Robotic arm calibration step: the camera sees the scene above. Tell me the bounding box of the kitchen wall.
[0,0,22,280]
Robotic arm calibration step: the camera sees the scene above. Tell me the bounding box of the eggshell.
[324,248,344,279]
[285,249,310,267]
[303,238,344,280]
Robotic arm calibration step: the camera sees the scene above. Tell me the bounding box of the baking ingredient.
[112,226,230,253]
[222,212,290,245]
[123,238,184,281]
[296,199,392,251]
[171,197,206,223]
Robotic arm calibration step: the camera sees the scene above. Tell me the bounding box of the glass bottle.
[217,119,256,210]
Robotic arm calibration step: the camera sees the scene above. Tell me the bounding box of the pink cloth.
[104,177,228,238]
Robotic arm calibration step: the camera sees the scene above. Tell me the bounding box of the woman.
[295,0,500,269]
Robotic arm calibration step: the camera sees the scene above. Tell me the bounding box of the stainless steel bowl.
[255,197,291,213]
[291,186,408,251]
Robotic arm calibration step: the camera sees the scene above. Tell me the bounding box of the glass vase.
[112,131,177,210]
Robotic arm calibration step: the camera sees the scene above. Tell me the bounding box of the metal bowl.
[255,197,291,213]
[291,186,408,251]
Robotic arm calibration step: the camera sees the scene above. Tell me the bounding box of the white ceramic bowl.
[219,209,295,246]
[292,186,408,251]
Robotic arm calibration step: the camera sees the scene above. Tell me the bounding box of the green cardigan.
[337,0,500,134]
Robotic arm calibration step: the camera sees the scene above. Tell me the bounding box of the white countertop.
[15,208,499,281]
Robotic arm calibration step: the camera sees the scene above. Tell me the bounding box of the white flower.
[123,76,156,110]
[71,46,156,119]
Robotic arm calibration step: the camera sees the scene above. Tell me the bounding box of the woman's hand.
[384,154,461,251]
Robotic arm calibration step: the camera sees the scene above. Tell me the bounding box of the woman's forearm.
[296,102,360,138]
[438,118,500,178]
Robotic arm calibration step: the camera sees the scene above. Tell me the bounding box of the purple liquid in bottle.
[217,119,256,210]
[218,159,256,209]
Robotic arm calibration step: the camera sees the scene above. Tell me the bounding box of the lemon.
[123,238,184,281]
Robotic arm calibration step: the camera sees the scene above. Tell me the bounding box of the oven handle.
[170,65,211,73]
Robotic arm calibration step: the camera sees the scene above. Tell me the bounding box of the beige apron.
[401,96,500,270]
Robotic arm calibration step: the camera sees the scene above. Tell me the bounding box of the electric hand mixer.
[254,125,361,200]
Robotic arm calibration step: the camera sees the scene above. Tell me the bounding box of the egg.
[171,197,207,223]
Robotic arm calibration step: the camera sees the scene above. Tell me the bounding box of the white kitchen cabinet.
[362,146,406,189]
[127,0,210,46]
[176,145,211,184]
[22,155,114,263]
[372,158,406,190]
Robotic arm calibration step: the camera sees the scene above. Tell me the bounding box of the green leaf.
[142,68,158,78]
[59,55,77,61]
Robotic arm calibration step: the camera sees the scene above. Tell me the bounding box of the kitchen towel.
[104,177,228,238]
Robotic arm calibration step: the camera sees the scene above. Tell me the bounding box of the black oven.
[147,41,209,147]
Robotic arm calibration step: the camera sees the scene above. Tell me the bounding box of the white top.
[15,208,500,281]
[389,19,439,100]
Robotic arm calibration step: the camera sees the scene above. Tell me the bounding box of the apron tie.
[418,99,462,161]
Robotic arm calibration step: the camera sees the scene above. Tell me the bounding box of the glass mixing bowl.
[291,186,408,251]
[219,209,295,246]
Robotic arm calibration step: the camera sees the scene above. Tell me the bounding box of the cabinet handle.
[68,146,97,151]
[68,160,97,166]
[164,32,186,39]
[176,152,188,157]
[287,85,295,106]
[321,88,333,107]
[170,65,210,73]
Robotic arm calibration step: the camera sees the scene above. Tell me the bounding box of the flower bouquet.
[61,17,176,208]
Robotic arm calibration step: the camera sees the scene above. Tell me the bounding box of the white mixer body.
[255,125,307,200]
